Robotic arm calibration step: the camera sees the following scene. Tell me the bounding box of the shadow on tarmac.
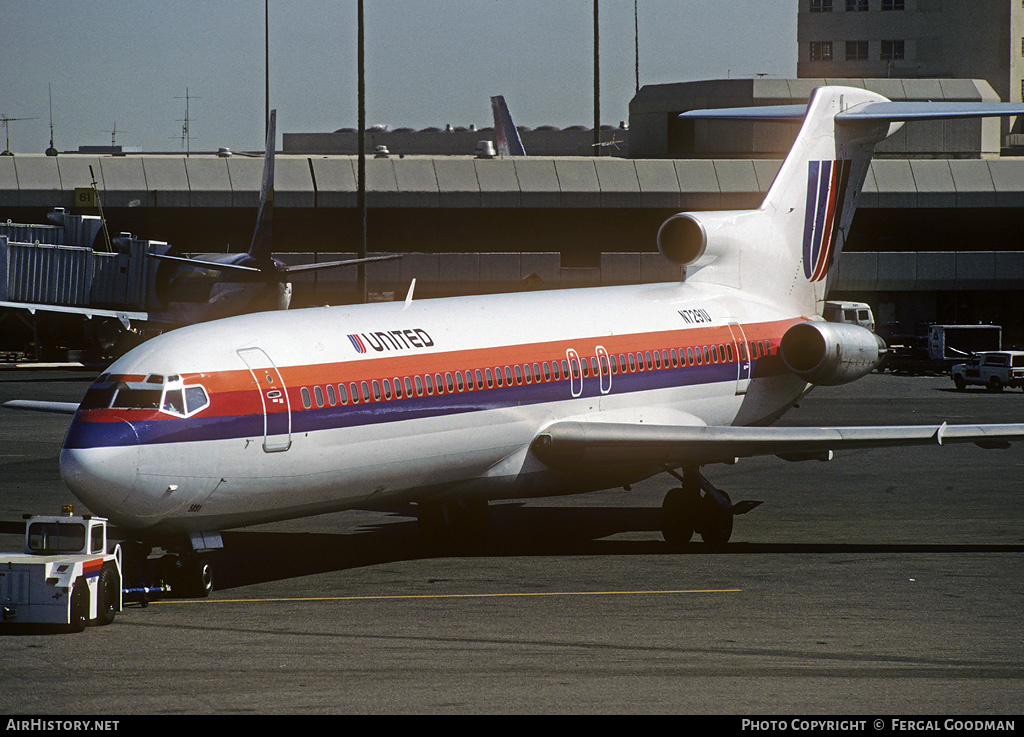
[211,504,1024,591]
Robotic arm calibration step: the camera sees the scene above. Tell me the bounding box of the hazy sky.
[0,0,796,154]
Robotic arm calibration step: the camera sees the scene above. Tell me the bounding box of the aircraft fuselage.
[59,280,808,533]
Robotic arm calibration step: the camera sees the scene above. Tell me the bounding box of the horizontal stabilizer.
[680,101,1024,123]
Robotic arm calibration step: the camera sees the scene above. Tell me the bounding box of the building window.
[810,0,833,11]
[846,40,869,60]
[809,41,833,61]
[881,0,904,9]
[845,0,868,9]
[880,40,905,60]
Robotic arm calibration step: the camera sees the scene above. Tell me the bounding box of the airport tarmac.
[1,367,1022,714]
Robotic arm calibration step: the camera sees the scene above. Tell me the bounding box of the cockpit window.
[80,386,117,410]
[162,389,186,415]
[185,386,209,414]
[112,388,162,410]
[80,374,210,417]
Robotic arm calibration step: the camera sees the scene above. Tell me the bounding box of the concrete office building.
[798,0,1024,141]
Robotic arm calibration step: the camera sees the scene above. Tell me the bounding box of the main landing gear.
[417,498,490,544]
[661,467,762,549]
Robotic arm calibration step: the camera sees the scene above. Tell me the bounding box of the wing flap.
[531,421,1024,469]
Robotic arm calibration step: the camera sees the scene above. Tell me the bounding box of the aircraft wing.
[278,254,402,274]
[3,400,79,415]
[0,300,148,328]
[147,253,263,273]
[531,421,1024,469]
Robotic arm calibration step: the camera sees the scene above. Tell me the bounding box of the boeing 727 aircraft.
[11,87,1024,597]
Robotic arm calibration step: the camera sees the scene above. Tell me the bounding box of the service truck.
[0,508,122,631]
[883,324,1002,375]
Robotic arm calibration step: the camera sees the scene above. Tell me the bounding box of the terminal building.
[3,1,1024,346]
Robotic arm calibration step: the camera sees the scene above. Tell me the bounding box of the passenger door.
[237,347,292,452]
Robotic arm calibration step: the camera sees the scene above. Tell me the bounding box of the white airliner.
[10,87,1024,597]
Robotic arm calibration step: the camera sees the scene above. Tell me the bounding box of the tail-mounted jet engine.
[780,321,886,386]
[656,212,745,266]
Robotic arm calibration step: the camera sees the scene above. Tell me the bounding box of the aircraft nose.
[60,417,142,527]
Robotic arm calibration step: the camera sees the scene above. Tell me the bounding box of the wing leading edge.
[531,421,1024,469]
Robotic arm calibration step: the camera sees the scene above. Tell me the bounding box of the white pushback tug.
[0,506,122,631]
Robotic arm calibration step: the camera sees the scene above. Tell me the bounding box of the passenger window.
[392,378,402,399]
[455,372,464,392]
[494,368,503,387]
[327,384,336,406]
[339,384,349,405]
[560,360,569,378]
[485,368,494,388]
[301,387,312,409]
[726,344,734,362]
[542,362,551,382]
[314,386,325,408]
[670,349,678,368]
[425,374,435,394]
[628,353,636,372]
[590,357,599,376]
[414,375,423,396]
[654,351,662,370]
[360,381,370,402]
[382,381,392,401]
[405,377,414,396]
[435,373,444,393]
[711,345,719,363]
[504,366,514,385]
[350,382,360,404]
[514,365,523,384]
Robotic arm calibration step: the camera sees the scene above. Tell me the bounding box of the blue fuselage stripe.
[65,357,785,450]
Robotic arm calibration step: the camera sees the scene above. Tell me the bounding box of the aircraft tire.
[697,491,733,548]
[95,566,119,626]
[186,557,215,598]
[661,487,700,548]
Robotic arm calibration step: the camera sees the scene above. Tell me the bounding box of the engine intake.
[780,321,885,386]
[657,214,707,265]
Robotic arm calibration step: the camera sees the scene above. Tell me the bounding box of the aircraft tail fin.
[491,96,526,156]
[663,87,1024,313]
[247,109,276,263]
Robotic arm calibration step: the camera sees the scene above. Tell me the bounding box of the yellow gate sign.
[74,187,97,209]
